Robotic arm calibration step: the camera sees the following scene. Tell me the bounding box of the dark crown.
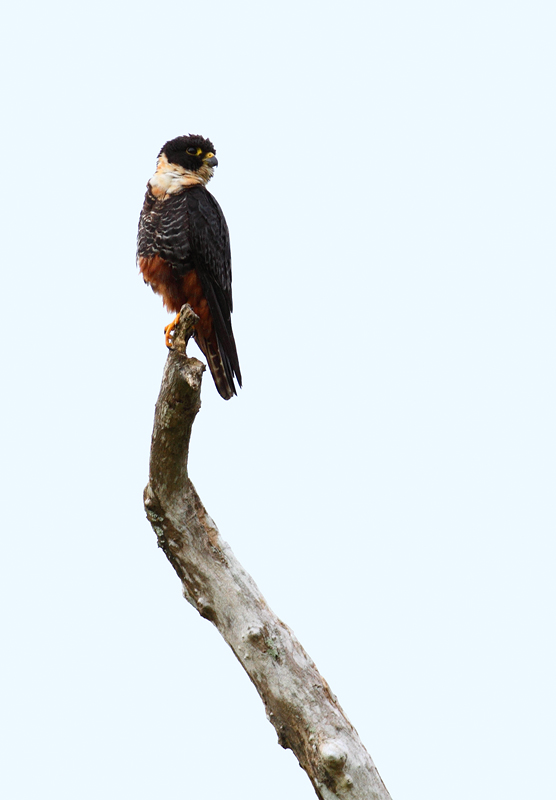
[159,134,216,170]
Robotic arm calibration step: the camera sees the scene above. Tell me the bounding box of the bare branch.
[144,305,392,800]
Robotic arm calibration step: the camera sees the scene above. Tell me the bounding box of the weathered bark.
[144,305,392,800]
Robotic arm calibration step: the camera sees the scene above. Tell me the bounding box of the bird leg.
[164,312,181,348]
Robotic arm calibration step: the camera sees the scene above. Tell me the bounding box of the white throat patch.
[148,153,214,199]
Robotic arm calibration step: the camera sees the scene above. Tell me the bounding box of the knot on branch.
[321,741,347,774]
[319,741,355,794]
[143,486,167,546]
[196,596,217,622]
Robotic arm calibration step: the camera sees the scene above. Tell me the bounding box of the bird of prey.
[137,134,241,400]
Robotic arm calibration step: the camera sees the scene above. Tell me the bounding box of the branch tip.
[172,303,200,355]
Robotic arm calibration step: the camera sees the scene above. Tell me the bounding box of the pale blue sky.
[1,1,555,798]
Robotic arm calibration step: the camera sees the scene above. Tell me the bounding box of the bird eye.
[186,147,198,155]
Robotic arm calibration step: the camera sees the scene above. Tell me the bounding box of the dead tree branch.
[143,304,392,800]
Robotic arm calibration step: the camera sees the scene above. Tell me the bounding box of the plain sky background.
[1,1,554,798]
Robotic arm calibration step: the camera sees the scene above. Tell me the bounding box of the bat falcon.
[137,134,242,400]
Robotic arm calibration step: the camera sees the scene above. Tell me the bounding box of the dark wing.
[186,186,242,392]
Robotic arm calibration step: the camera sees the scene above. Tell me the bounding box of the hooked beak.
[205,155,218,168]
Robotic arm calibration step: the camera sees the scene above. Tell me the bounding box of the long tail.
[191,276,242,400]
[194,328,240,400]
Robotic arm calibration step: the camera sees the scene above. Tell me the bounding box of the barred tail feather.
[194,277,242,400]
[195,329,237,400]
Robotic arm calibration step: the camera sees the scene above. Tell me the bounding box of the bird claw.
[164,312,181,348]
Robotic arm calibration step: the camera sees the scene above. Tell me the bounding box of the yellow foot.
[164,312,181,348]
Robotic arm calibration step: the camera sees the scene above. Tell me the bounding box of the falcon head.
[160,134,217,169]
[149,134,218,197]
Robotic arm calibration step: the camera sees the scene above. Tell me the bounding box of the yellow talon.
[164,312,181,348]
